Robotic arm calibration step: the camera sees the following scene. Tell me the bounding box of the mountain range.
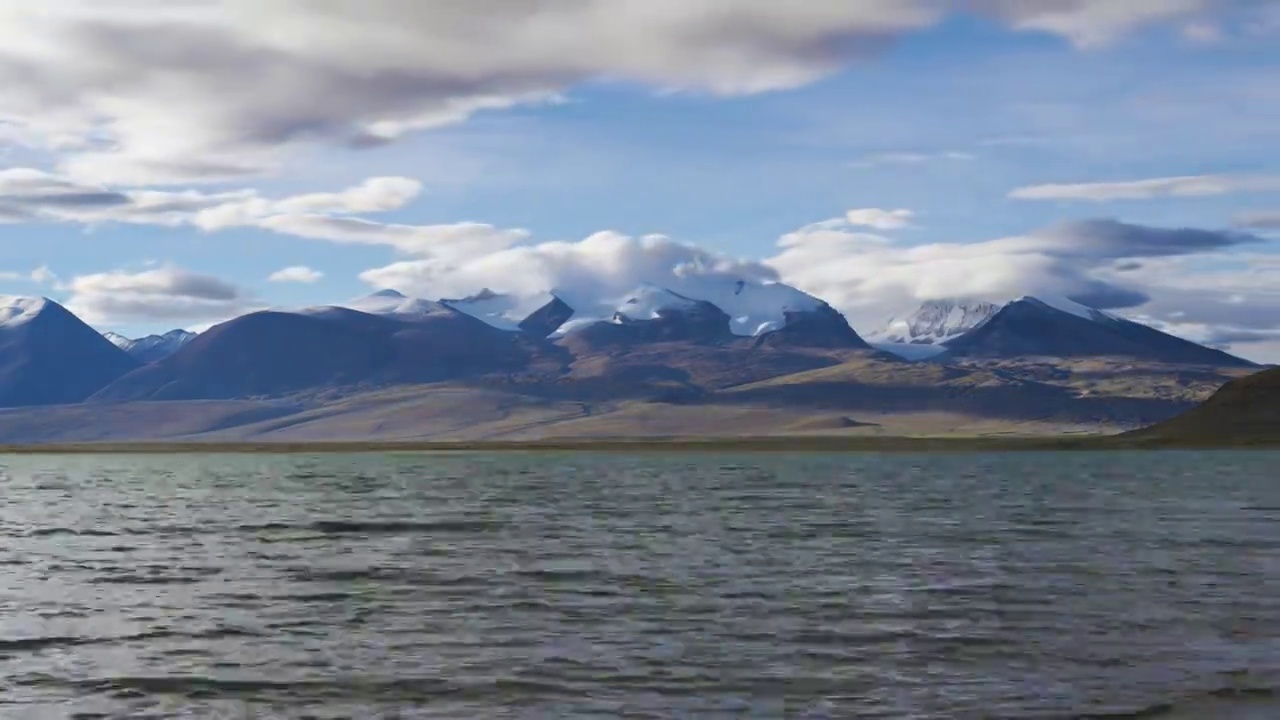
[0,283,1264,442]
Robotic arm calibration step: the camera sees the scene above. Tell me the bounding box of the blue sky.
[0,2,1277,359]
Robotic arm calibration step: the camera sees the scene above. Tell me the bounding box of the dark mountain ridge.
[942,297,1254,367]
[0,298,140,407]
[91,306,553,403]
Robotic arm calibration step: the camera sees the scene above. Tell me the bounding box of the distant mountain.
[558,285,736,350]
[353,288,574,338]
[556,280,871,350]
[1127,367,1279,445]
[941,296,1255,367]
[91,302,552,403]
[0,297,140,407]
[104,329,197,363]
[876,299,1001,345]
[441,289,574,338]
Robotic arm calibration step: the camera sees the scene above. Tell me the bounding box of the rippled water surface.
[2,451,1280,718]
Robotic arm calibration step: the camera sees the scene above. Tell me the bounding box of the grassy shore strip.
[0,434,1274,454]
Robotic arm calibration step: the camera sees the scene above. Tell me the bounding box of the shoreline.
[0,435,1274,454]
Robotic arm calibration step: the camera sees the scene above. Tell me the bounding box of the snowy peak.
[941,295,1252,366]
[0,296,141,408]
[550,278,867,348]
[876,299,1001,345]
[339,288,573,338]
[0,296,57,329]
[105,329,197,363]
[704,279,823,337]
[343,290,450,318]
[611,285,702,323]
[440,288,567,334]
[1014,295,1115,323]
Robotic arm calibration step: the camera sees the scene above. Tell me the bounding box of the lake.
[1,451,1278,718]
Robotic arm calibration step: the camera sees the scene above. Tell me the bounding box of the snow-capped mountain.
[342,288,452,318]
[440,289,573,337]
[557,284,735,348]
[610,284,703,323]
[875,299,1002,345]
[104,329,197,363]
[551,278,869,348]
[335,288,574,338]
[941,296,1253,366]
[0,296,140,407]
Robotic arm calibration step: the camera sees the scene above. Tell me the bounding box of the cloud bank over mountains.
[0,151,1272,358]
[0,163,1270,355]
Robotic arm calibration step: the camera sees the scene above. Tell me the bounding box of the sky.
[0,1,1278,361]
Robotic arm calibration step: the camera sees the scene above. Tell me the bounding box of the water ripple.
[0,450,1277,718]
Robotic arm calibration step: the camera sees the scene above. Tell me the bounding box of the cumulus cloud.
[844,208,915,230]
[0,1,1240,183]
[359,230,778,313]
[62,266,251,324]
[337,205,1270,357]
[267,266,324,284]
[1009,174,1280,201]
[767,214,1264,328]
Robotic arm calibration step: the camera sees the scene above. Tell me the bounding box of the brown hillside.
[1127,367,1280,445]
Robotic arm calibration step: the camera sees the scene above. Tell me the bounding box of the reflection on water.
[1,451,1278,718]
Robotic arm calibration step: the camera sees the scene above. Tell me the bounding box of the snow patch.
[1018,295,1115,322]
[552,278,827,338]
[610,284,700,322]
[0,296,51,328]
[872,299,1000,345]
[344,291,450,318]
[103,331,132,350]
[441,289,557,332]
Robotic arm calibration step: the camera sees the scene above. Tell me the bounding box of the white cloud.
[1009,174,1280,201]
[270,177,423,215]
[257,216,529,257]
[62,266,250,324]
[0,1,1240,184]
[359,230,778,313]
[768,215,1264,331]
[975,0,1213,48]
[0,169,430,245]
[845,208,915,230]
[850,150,974,168]
[340,209,1269,358]
[0,265,57,284]
[267,266,324,284]
[30,265,56,284]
